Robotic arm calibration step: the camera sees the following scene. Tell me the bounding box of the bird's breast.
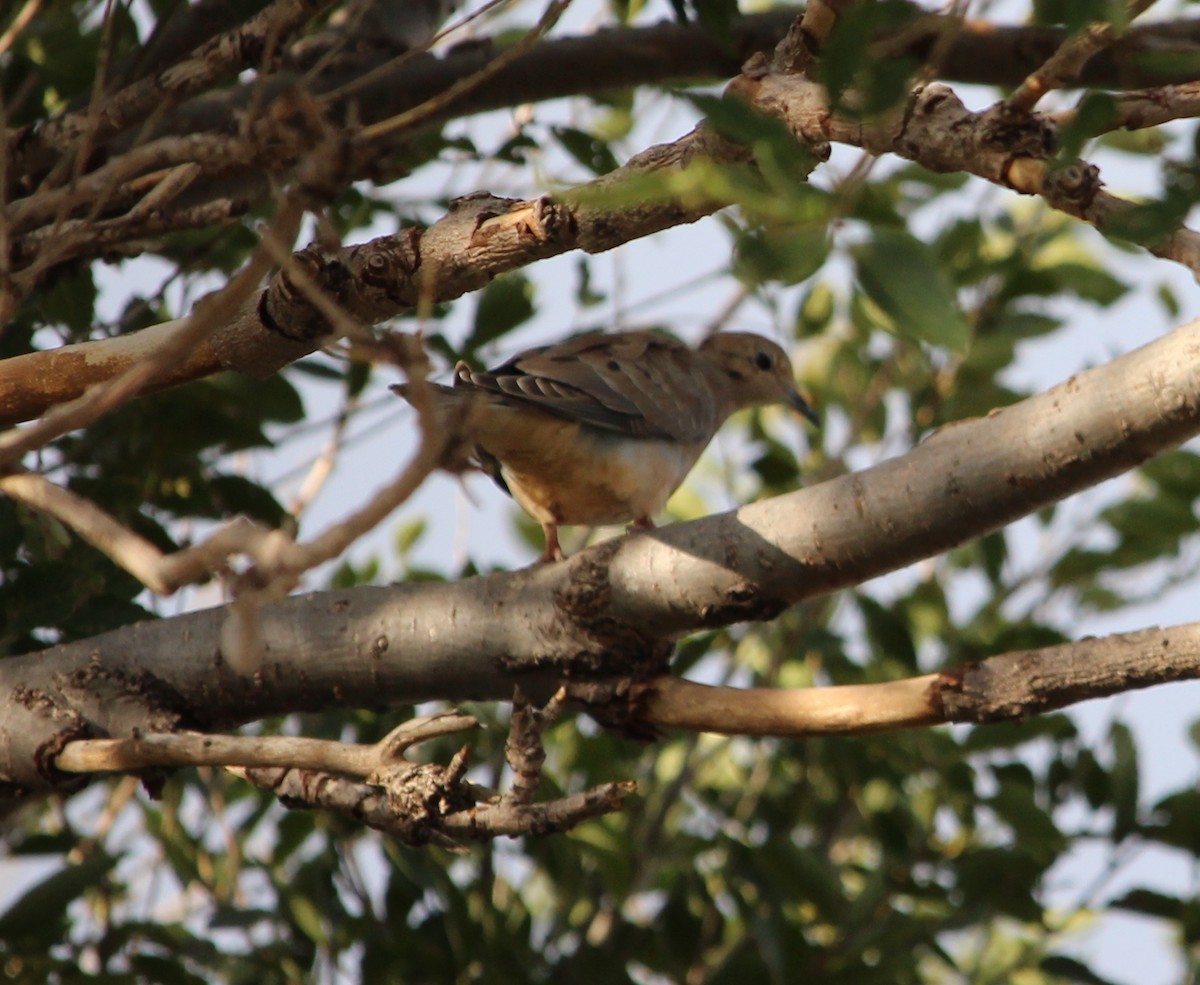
[472,407,705,526]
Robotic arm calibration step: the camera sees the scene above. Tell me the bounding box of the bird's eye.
[754,351,774,371]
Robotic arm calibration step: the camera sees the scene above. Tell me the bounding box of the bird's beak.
[788,389,821,428]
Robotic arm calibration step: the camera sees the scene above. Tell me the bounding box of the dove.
[393,330,819,562]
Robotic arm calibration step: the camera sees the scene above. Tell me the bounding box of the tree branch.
[54,711,478,776]
[89,10,1200,168]
[1005,0,1158,115]
[5,315,1200,796]
[636,622,1200,736]
[1,139,746,426]
[7,0,339,189]
[11,15,1200,430]
[740,72,1200,276]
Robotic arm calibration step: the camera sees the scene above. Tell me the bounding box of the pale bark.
[4,316,1200,796]
[640,623,1200,736]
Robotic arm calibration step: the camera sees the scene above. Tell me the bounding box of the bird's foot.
[536,524,565,564]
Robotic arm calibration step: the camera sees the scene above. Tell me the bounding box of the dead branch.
[54,711,477,776]
[635,622,1200,737]
[238,741,635,845]
[638,675,943,737]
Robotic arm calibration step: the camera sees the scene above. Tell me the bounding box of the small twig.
[0,0,41,59]
[1049,80,1200,135]
[239,758,635,846]
[0,470,179,595]
[442,782,636,840]
[287,396,354,518]
[10,0,339,172]
[317,0,513,104]
[1005,0,1158,115]
[0,193,304,466]
[360,0,572,143]
[55,711,479,777]
[504,687,566,805]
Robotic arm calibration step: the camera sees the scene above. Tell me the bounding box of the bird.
[392,329,819,563]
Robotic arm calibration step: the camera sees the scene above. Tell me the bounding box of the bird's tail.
[389,367,485,474]
[388,360,472,408]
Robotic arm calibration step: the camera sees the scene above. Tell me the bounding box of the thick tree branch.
[5,315,1200,796]
[11,13,1200,428]
[739,72,1200,276]
[0,135,746,426]
[86,11,1200,167]
[12,7,1200,275]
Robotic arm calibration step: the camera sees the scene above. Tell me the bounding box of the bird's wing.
[456,331,716,443]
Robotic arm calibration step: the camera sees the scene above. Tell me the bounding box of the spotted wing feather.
[455,331,716,443]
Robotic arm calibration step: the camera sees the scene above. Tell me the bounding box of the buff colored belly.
[475,412,704,526]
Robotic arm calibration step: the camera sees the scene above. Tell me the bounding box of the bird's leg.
[538,523,565,564]
[631,516,655,530]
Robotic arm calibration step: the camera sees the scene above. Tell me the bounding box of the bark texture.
[4,317,1200,797]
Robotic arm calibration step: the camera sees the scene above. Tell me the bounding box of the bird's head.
[700,332,820,427]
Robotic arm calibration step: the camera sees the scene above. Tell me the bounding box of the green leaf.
[1040,954,1121,985]
[959,714,1077,752]
[393,517,427,558]
[1108,722,1139,840]
[1033,0,1123,31]
[734,225,829,287]
[1144,790,1200,851]
[1141,451,1200,499]
[574,258,606,307]
[686,92,819,180]
[466,273,535,355]
[39,266,97,337]
[1157,281,1182,318]
[691,0,738,49]
[552,126,621,177]
[856,594,918,672]
[1056,93,1117,160]
[1104,179,1194,246]
[207,474,286,524]
[1042,261,1129,306]
[1102,496,1197,559]
[820,1,921,112]
[1111,888,1183,920]
[956,846,1045,921]
[0,852,115,941]
[854,228,970,352]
